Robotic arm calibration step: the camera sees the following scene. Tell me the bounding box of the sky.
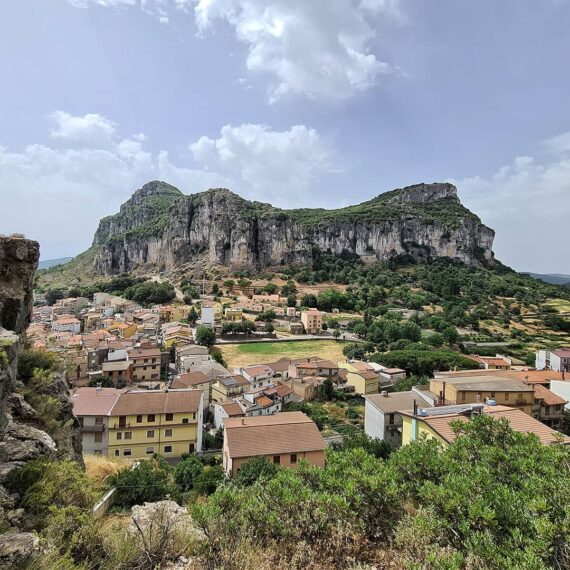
[1,0,569,273]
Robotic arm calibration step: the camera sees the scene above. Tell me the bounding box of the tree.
[401,321,422,342]
[332,329,341,339]
[210,348,227,367]
[87,376,115,388]
[281,280,297,296]
[124,282,176,306]
[263,283,278,294]
[187,307,199,325]
[195,326,216,347]
[301,294,318,307]
[173,455,204,492]
[287,294,297,307]
[46,289,65,306]
[442,325,459,345]
[235,457,279,487]
[109,456,178,507]
[342,342,366,360]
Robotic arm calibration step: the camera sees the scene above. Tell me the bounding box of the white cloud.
[194,0,397,101]
[67,0,400,101]
[0,112,336,259]
[190,123,335,202]
[452,134,570,272]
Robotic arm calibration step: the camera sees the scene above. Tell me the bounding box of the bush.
[18,348,56,382]
[109,456,179,507]
[195,325,216,347]
[124,281,176,306]
[235,457,279,487]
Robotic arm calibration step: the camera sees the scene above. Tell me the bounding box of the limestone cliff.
[91,181,495,275]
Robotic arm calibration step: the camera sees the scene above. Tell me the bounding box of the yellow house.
[429,376,535,416]
[338,362,379,395]
[399,403,570,447]
[107,389,203,460]
[211,374,250,404]
[224,307,243,322]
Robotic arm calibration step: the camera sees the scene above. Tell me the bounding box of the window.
[461,392,466,402]
[505,392,509,401]
[490,392,496,398]
[124,431,133,440]
[114,450,120,457]
[146,447,154,455]
[116,432,122,440]
[164,445,172,453]
[165,429,173,437]
[94,432,102,443]
[273,455,281,464]
[388,413,395,425]
[148,414,156,422]
[192,412,196,420]
[123,449,132,456]
[147,430,155,438]
[165,413,174,422]
[136,415,143,423]
[78,417,84,427]
[290,453,297,464]
[182,418,189,424]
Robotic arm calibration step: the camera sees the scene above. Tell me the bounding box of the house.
[74,388,204,460]
[280,377,317,401]
[101,360,133,386]
[129,348,162,381]
[211,374,250,403]
[532,384,567,430]
[51,317,81,334]
[222,412,326,477]
[235,365,275,390]
[289,322,304,334]
[171,371,211,409]
[214,400,245,429]
[71,387,123,456]
[536,348,570,373]
[399,402,570,447]
[374,365,406,387]
[200,303,215,327]
[338,361,379,395]
[364,390,430,448]
[224,307,243,322]
[466,354,522,370]
[288,359,339,381]
[428,375,535,416]
[300,309,325,334]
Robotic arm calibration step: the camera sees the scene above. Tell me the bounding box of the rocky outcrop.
[0,236,82,552]
[91,181,496,275]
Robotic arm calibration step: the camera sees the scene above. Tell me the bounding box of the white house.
[200,305,215,328]
[234,365,274,390]
[51,317,81,334]
[536,349,570,373]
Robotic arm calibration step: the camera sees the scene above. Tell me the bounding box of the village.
[29,280,570,481]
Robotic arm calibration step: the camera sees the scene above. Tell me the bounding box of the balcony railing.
[113,422,131,430]
[80,424,105,433]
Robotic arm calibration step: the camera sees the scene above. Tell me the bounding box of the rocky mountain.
[90,181,495,275]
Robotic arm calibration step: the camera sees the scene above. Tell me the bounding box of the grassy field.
[219,340,349,368]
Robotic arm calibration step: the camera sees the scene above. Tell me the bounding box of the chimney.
[413,399,418,416]
[241,418,245,425]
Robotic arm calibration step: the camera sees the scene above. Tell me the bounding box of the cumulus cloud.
[452,135,570,272]
[0,112,336,259]
[190,123,335,202]
[194,0,397,101]
[68,0,400,101]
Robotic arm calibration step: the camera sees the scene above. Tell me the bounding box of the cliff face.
[92,181,495,275]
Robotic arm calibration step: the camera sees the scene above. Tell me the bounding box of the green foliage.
[6,460,96,522]
[88,376,115,388]
[109,456,179,507]
[210,347,227,367]
[371,349,476,376]
[263,283,279,294]
[174,455,204,492]
[18,348,56,382]
[221,320,256,335]
[195,325,216,346]
[255,309,276,322]
[45,288,65,305]
[124,281,176,306]
[234,456,279,487]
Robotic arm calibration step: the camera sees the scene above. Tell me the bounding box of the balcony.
[80,424,105,433]
[112,422,131,430]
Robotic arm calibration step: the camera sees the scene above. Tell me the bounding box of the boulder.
[0,532,40,564]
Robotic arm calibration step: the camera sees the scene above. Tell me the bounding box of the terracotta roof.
[241,365,273,377]
[297,362,318,369]
[72,388,124,416]
[365,391,419,413]
[219,401,244,417]
[129,348,161,359]
[171,371,210,389]
[421,406,570,446]
[102,361,132,372]
[217,374,250,387]
[264,385,293,398]
[552,348,570,358]
[437,375,534,392]
[224,412,326,458]
[534,384,568,406]
[110,389,202,416]
[381,368,406,374]
[351,361,374,372]
[254,395,274,408]
[266,358,291,372]
[314,359,338,369]
[358,370,379,380]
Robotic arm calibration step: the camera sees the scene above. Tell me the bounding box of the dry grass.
[85,454,128,486]
[219,340,348,369]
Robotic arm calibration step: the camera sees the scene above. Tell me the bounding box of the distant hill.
[524,273,570,286]
[38,257,73,270]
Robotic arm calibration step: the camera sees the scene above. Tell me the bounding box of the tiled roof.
[365,391,420,413]
[219,401,244,416]
[110,389,202,416]
[422,406,570,446]
[552,348,570,358]
[129,348,161,358]
[72,387,124,416]
[224,412,326,458]
[171,371,210,389]
[102,361,131,371]
[242,365,273,376]
[254,395,274,408]
[534,384,568,406]
[218,374,249,387]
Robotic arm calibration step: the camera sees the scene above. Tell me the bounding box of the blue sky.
[1,0,569,272]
